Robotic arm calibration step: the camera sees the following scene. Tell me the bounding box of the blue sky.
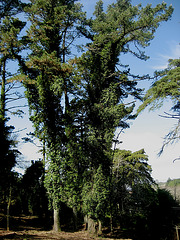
[8,0,180,181]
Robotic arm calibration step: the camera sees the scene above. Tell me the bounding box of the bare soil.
[0,230,132,240]
[0,215,132,240]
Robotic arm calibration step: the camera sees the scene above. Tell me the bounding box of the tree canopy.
[19,0,174,232]
[0,0,26,19]
[0,0,179,238]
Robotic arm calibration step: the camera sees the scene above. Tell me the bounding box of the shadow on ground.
[0,214,132,240]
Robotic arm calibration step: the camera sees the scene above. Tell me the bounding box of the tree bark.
[97,220,102,235]
[1,59,6,119]
[73,207,78,231]
[7,205,10,231]
[7,186,12,231]
[53,208,61,232]
[87,217,96,234]
[84,215,88,230]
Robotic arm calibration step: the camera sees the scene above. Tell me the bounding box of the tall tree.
[23,0,85,231]
[21,0,173,232]
[0,15,26,231]
[73,0,173,230]
[112,149,154,212]
[111,148,155,235]
[0,15,25,212]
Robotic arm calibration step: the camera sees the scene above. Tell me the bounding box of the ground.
[0,215,132,240]
[0,230,132,240]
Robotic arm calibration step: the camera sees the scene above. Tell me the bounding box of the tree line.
[0,0,179,239]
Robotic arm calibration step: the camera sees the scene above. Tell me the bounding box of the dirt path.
[0,230,132,240]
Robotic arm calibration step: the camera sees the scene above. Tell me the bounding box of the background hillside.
[159,178,180,201]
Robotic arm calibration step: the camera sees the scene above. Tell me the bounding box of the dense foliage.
[0,0,179,239]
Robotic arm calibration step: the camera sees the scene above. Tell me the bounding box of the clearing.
[0,215,132,240]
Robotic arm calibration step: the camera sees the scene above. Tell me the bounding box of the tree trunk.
[84,215,97,234]
[73,207,78,231]
[87,217,96,234]
[97,220,102,235]
[7,186,12,231]
[1,59,6,119]
[7,204,10,231]
[84,215,88,230]
[110,214,113,233]
[53,208,61,232]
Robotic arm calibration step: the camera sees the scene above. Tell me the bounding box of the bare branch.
[6,96,24,103]
[159,111,180,120]
[12,128,27,134]
[173,157,180,163]
[7,104,28,110]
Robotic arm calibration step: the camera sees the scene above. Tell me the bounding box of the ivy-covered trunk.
[22,0,85,231]
[98,220,102,235]
[53,208,61,232]
[87,217,96,234]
